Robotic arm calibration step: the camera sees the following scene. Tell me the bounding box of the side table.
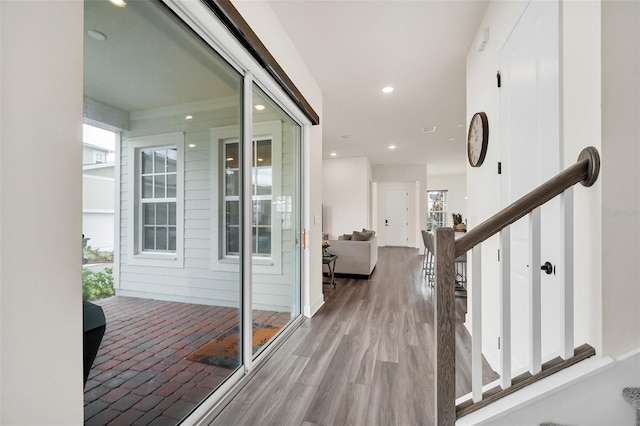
[322,254,338,287]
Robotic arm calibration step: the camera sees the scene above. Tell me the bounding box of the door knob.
[541,261,553,275]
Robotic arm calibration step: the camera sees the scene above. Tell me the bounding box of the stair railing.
[435,147,600,425]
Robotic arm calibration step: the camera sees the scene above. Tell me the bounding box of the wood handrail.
[455,146,600,258]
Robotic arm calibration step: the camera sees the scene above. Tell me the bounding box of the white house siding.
[118,105,297,313]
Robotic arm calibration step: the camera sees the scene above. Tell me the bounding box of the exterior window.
[427,190,448,230]
[141,148,177,252]
[127,132,184,267]
[94,151,105,164]
[223,139,273,257]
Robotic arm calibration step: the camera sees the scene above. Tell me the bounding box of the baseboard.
[304,295,324,317]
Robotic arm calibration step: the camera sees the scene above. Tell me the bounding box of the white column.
[529,209,542,374]
[499,227,512,389]
[471,245,483,402]
[560,188,575,359]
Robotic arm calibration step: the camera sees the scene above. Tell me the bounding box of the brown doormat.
[186,323,280,369]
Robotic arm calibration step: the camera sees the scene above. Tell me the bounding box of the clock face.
[467,112,488,167]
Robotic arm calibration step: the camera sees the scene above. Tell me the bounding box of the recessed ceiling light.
[388,145,396,150]
[87,30,107,41]
[226,157,234,161]
[456,123,465,128]
[257,158,263,162]
[188,143,196,148]
[185,115,193,120]
[255,104,265,111]
[382,86,394,94]
[447,137,455,141]
[330,152,337,157]
[109,0,127,7]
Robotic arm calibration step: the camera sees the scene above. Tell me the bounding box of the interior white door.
[499,0,562,371]
[384,190,408,246]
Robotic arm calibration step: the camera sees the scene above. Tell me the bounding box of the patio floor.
[84,296,290,425]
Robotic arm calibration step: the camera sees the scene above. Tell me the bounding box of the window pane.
[226,201,239,226]
[157,203,168,225]
[168,203,176,226]
[227,226,239,254]
[256,227,271,255]
[253,200,271,226]
[256,140,271,166]
[142,176,153,198]
[144,227,155,251]
[154,175,165,199]
[167,174,177,198]
[166,148,177,173]
[225,143,238,169]
[144,204,155,225]
[154,150,166,173]
[142,151,153,174]
[225,170,239,196]
[156,226,167,251]
[168,227,176,251]
[255,169,272,196]
[251,227,257,255]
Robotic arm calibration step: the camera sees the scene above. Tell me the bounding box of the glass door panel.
[250,84,302,359]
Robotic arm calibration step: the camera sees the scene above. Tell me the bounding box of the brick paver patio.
[84,296,290,425]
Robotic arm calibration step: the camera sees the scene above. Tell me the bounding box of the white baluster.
[529,209,542,375]
[471,245,482,402]
[560,188,574,360]
[499,227,511,389]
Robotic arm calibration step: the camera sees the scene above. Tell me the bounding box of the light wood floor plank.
[332,382,372,426]
[366,360,399,426]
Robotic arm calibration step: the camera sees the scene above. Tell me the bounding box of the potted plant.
[452,212,466,232]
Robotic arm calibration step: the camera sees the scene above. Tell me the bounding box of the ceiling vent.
[339,134,351,141]
[422,126,436,133]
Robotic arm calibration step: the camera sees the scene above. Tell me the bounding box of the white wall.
[232,0,325,317]
[427,173,467,227]
[600,0,640,356]
[323,157,371,239]
[0,1,84,424]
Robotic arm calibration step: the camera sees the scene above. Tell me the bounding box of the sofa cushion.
[362,228,376,237]
[340,233,352,240]
[352,230,374,241]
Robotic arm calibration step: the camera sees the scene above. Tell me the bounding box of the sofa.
[326,231,377,278]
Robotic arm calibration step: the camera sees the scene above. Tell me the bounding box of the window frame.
[127,132,185,268]
[210,121,282,274]
[427,189,448,230]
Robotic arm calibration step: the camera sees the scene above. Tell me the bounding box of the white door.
[384,190,408,246]
[499,0,562,371]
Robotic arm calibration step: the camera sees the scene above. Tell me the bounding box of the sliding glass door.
[83,1,302,424]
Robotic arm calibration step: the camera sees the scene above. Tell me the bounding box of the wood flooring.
[210,246,498,426]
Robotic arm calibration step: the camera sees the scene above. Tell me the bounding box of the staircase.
[623,388,640,426]
[434,147,601,425]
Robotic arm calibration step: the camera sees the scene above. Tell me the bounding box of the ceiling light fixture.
[330,152,337,157]
[258,158,263,162]
[255,104,265,111]
[108,0,127,7]
[456,123,465,128]
[422,126,437,133]
[389,145,396,150]
[185,115,193,120]
[87,30,107,41]
[447,137,455,141]
[382,86,394,94]
[188,143,196,148]
[226,157,234,161]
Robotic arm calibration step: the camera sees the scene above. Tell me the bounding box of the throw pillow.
[341,234,352,240]
[362,228,376,237]
[352,230,374,241]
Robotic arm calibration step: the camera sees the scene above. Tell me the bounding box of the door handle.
[541,261,553,275]
[385,219,388,226]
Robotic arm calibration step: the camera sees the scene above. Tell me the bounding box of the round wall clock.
[467,111,489,167]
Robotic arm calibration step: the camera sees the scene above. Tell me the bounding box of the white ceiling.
[268,0,488,173]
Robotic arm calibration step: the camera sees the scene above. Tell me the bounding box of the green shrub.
[83,267,115,301]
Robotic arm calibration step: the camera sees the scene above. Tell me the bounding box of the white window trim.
[127,132,185,268]
[210,121,282,275]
